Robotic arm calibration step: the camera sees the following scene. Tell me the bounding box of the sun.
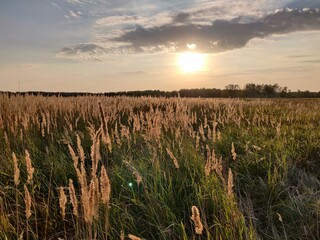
[178,52,205,73]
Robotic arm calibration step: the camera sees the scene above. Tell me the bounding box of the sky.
[1,0,320,92]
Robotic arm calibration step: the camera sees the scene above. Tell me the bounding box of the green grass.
[0,95,319,239]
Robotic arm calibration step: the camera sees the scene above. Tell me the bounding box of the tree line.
[2,83,320,98]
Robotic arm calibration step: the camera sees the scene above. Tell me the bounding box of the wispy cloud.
[51,2,59,8]
[68,10,82,18]
[287,55,313,58]
[56,43,139,61]
[285,0,320,9]
[66,0,106,4]
[95,12,172,28]
[301,59,320,63]
[67,0,83,4]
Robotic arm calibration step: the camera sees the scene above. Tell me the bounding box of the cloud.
[57,44,105,61]
[57,8,320,60]
[111,8,320,53]
[119,70,148,75]
[287,55,313,58]
[56,43,140,61]
[301,59,320,63]
[285,0,320,9]
[96,15,144,26]
[172,12,191,23]
[94,1,266,30]
[51,2,59,8]
[67,0,83,4]
[68,10,81,18]
[66,0,105,4]
[95,12,172,28]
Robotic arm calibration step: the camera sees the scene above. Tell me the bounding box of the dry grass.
[0,94,319,239]
[191,206,203,235]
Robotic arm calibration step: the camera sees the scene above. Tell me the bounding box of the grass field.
[0,94,319,240]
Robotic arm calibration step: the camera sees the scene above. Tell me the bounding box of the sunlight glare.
[178,52,205,73]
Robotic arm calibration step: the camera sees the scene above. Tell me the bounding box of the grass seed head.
[76,134,85,164]
[124,161,142,185]
[128,234,142,240]
[120,230,125,240]
[191,205,203,235]
[12,152,20,186]
[227,168,234,196]
[100,165,111,205]
[231,142,237,161]
[166,148,180,169]
[24,185,32,219]
[58,187,67,219]
[25,150,34,184]
[69,179,78,217]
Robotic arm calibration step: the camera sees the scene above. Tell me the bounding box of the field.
[0,94,319,240]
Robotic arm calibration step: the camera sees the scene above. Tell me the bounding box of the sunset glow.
[0,1,320,91]
[178,52,205,73]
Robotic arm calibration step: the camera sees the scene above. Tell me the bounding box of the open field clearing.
[0,94,320,240]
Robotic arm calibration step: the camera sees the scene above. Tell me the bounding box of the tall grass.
[0,94,319,239]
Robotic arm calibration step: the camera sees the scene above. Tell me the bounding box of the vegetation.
[2,83,320,98]
[0,94,319,239]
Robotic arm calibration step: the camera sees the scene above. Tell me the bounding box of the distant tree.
[279,86,288,97]
[263,84,276,97]
[6,83,319,99]
[244,83,261,97]
[225,84,240,90]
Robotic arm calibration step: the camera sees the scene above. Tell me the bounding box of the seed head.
[100,165,111,205]
[69,179,78,217]
[166,148,180,169]
[191,206,203,235]
[59,187,67,219]
[24,185,32,219]
[128,234,142,240]
[231,142,237,161]
[227,168,234,196]
[12,152,20,185]
[25,150,34,184]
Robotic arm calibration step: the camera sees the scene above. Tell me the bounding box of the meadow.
[0,94,319,240]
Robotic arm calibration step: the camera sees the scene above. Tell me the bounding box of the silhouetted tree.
[3,83,319,98]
